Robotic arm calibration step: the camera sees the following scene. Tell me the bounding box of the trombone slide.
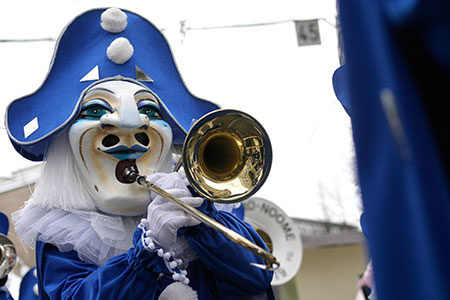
[135,175,280,271]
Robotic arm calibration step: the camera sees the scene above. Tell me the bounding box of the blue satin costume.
[34,202,274,299]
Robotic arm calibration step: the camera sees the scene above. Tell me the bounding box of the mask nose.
[100,95,149,131]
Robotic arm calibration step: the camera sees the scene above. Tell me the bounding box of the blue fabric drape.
[336,0,450,299]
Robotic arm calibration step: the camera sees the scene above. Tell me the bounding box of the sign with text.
[295,19,321,46]
[244,197,303,286]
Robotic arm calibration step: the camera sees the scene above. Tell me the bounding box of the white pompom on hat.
[107,37,134,64]
[100,7,127,33]
[158,282,198,300]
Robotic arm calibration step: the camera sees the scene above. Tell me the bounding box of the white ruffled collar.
[13,204,198,266]
[13,202,237,266]
[13,204,142,265]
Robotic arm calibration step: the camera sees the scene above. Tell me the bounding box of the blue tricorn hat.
[5,8,219,161]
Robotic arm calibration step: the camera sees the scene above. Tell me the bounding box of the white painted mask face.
[69,80,173,215]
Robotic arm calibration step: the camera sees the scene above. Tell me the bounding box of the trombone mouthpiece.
[116,159,139,184]
[122,166,139,183]
[115,160,147,186]
[115,159,139,184]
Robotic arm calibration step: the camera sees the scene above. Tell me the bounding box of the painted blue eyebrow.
[81,99,113,112]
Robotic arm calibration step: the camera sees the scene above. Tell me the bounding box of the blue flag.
[335,0,450,299]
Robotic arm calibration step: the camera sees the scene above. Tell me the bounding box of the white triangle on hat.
[23,117,39,138]
[80,66,100,82]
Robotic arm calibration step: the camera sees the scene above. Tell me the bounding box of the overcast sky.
[0,0,361,225]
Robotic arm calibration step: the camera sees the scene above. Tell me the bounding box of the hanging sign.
[295,19,321,46]
[244,197,303,286]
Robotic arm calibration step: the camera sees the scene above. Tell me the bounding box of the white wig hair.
[27,128,177,211]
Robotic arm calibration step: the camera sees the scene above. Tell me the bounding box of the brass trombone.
[121,109,279,271]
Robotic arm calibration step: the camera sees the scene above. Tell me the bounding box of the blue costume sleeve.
[0,287,14,300]
[35,227,177,300]
[184,201,273,298]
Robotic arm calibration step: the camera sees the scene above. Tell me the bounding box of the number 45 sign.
[295,19,321,46]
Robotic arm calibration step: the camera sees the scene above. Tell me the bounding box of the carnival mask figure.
[69,80,173,215]
[6,8,274,300]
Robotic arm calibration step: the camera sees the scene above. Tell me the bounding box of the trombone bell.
[183,109,272,203]
[198,131,243,182]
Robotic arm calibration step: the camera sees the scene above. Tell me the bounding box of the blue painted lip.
[102,144,148,160]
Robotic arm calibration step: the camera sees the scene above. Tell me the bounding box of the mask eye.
[138,103,161,119]
[80,104,110,120]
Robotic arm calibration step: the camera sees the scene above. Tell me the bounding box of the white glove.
[146,172,204,250]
